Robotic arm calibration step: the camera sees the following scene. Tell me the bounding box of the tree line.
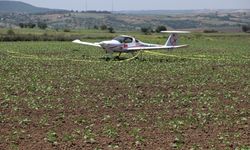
[242,25,250,33]
[141,26,167,35]
[19,22,48,29]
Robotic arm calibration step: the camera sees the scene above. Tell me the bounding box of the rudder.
[165,33,178,46]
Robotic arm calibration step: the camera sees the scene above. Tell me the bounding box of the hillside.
[0,1,249,31]
[118,9,250,15]
[0,1,63,14]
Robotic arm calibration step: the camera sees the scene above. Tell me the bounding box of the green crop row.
[0,32,249,149]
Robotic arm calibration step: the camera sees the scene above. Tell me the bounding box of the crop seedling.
[45,131,58,145]
[103,125,118,139]
[130,128,145,145]
[83,128,96,144]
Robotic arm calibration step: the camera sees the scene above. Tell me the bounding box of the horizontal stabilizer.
[161,31,191,34]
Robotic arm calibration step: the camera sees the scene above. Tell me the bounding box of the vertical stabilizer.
[165,33,178,46]
[161,31,190,47]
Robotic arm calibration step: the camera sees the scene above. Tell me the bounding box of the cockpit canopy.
[113,36,140,44]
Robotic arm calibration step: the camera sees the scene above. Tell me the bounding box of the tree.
[38,22,47,30]
[27,22,36,28]
[7,29,15,35]
[93,25,99,29]
[141,27,152,35]
[19,22,36,28]
[64,28,71,32]
[19,23,24,28]
[156,25,167,33]
[203,29,218,33]
[108,27,115,33]
[100,24,107,30]
[242,25,250,33]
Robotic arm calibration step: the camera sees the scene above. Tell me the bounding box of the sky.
[6,0,250,11]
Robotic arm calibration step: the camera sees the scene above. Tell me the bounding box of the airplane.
[72,31,190,60]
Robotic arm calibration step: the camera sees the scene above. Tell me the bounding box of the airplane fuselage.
[99,36,160,53]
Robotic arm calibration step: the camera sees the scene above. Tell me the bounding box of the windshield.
[113,36,133,43]
[113,36,125,43]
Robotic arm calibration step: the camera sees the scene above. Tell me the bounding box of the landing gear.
[114,52,123,60]
[100,51,142,61]
[100,52,113,61]
[118,52,122,58]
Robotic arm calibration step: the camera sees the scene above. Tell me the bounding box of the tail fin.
[161,31,190,47]
[165,33,178,46]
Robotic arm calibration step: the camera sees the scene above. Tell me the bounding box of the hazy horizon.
[1,0,250,11]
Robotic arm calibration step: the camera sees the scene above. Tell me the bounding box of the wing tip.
[72,39,80,43]
[175,44,189,48]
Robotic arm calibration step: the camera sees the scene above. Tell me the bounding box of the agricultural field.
[0,31,249,149]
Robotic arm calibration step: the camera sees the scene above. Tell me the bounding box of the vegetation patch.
[0,31,249,149]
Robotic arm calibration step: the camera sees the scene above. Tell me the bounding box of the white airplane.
[72,31,190,59]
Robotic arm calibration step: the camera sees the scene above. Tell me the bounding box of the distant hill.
[0,1,66,14]
[118,9,250,15]
[0,3,249,31]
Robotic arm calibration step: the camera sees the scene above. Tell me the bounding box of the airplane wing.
[126,45,188,51]
[72,39,101,47]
